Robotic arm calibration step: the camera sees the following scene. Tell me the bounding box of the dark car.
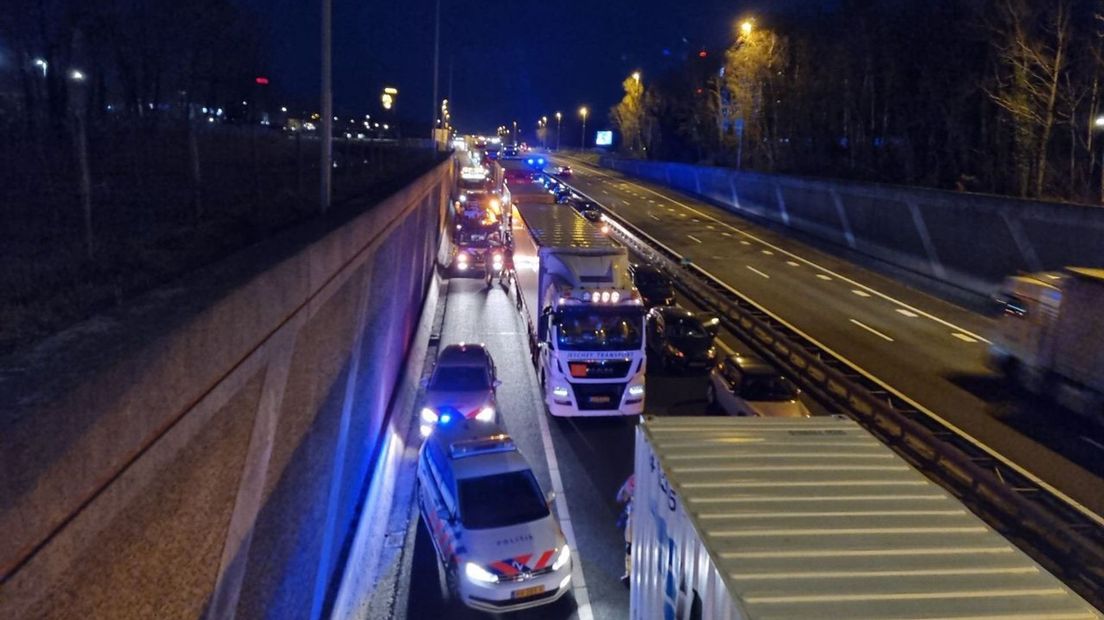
[580,205,602,222]
[553,185,573,203]
[646,307,720,373]
[556,165,572,177]
[629,263,675,307]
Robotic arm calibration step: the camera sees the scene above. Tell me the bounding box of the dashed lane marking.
[852,289,871,298]
[747,266,771,279]
[688,234,703,244]
[850,319,894,342]
[952,332,978,343]
[896,309,919,318]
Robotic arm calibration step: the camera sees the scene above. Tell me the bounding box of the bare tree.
[985,0,1072,197]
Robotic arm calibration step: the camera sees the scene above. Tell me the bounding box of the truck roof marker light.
[611,291,621,303]
[601,291,611,303]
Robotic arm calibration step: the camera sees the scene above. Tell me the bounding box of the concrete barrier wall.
[601,157,1104,296]
[0,158,451,619]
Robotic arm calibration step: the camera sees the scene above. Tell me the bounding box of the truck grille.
[571,382,626,410]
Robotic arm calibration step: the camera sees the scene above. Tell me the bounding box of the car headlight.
[552,544,571,571]
[552,386,570,399]
[627,384,645,398]
[476,406,495,422]
[420,407,438,424]
[707,347,717,358]
[465,562,499,584]
[459,194,467,203]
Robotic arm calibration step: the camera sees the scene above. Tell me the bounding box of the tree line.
[611,0,1104,204]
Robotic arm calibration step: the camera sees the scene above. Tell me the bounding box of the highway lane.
[555,156,1104,521]
[400,265,825,618]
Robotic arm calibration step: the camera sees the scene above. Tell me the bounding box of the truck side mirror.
[538,307,552,341]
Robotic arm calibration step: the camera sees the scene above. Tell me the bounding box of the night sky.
[240,0,828,137]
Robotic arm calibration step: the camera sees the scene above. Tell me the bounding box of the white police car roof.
[427,418,533,480]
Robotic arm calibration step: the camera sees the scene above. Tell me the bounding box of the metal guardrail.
[552,174,1104,610]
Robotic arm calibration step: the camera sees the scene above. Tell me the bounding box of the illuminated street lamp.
[382,86,398,111]
[579,106,589,148]
[740,19,754,37]
[69,69,85,82]
[1095,116,1104,128]
[555,111,562,150]
[632,71,641,83]
[33,58,48,77]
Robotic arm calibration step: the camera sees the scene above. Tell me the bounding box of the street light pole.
[579,106,588,149]
[555,111,562,151]
[320,0,333,214]
[431,0,440,149]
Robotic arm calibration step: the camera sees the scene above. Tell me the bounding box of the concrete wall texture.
[601,157,1104,296]
[0,159,451,619]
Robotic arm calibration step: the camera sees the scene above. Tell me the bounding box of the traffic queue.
[415,142,814,614]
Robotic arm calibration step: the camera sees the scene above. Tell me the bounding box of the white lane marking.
[850,319,895,342]
[761,250,774,256]
[1083,436,1104,453]
[688,234,703,244]
[535,402,594,620]
[601,190,610,195]
[896,309,919,318]
[562,158,1104,525]
[740,240,752,246]
[851,289,871,298]
[722,232,732,237]
[786,261,800,267]
[649,214,661,221]
[706,225,716,230]
[690,218,699,223]
[571,162,991,343]
[952,332,978,343]
[816,274,833,281]
[747,266,771,279]
[716,339,737,355]
[649,199,656,203]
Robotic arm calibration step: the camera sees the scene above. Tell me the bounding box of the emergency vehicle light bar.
[449,434,517,458]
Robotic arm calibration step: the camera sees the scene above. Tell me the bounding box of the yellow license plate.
[512,585,545,599]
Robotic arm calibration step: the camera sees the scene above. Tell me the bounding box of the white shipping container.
[631,416,1101,620]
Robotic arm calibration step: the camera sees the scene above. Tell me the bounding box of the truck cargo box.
[631,416,1100,619]
[1052,268,1104,393]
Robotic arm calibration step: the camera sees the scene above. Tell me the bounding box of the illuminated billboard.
[595,130,613,146]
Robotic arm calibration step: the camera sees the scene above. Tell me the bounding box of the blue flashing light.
[537,158,545,165]
[439,412,453,424]
[526,158,534,165]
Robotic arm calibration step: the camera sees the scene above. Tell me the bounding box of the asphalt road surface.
[554,155,1104,522]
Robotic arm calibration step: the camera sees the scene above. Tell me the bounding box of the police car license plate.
[512,585,545,599]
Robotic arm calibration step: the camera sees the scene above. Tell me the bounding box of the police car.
[417,419,573,613]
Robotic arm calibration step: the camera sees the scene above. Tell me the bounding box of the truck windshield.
[458,470,550,529]
[556,307,644,351]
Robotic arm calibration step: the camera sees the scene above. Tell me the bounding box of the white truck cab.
[416,419,573,613]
